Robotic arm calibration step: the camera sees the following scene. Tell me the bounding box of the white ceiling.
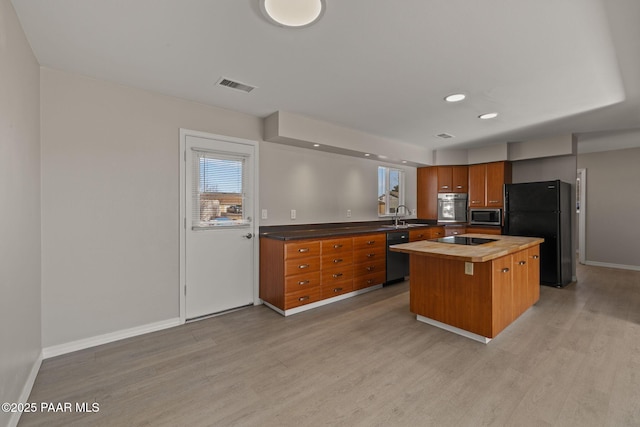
[11,0,640,152]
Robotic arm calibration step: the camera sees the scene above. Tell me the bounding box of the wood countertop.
[390,234,544,263]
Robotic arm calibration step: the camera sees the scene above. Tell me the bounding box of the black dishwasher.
[386,231,410,284]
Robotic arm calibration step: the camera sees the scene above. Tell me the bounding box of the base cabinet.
[260,233,387,314]
[409,245,540,339]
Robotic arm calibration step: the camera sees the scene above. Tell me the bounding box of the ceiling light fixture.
[313,143,320,147]
[479,112,499,120]
[445,93,466,102]
[260,0,326,28]
[364,153,371,157]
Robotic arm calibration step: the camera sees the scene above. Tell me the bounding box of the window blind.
[192,149,248,229]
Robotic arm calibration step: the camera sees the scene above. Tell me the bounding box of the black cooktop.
[430,236,497,246]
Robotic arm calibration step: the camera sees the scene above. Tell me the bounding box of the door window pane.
[192,150,249,228]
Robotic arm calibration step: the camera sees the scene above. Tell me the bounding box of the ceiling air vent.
[436,133,455,139]
[216,77,256,93]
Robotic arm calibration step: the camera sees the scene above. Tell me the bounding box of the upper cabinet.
[468,161,512,208]
[436,166,468,193]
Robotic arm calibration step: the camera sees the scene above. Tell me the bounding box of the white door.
[180,131,257,320]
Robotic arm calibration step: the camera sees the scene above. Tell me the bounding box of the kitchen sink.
[380,224,427,229]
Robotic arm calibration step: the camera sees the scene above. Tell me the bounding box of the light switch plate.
[290,209,296,220]
[465,262,474,275]
[261,209,268,220]
[347,209,352,217]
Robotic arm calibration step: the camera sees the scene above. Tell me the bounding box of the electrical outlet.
[347,209,352,218]
[411,209,416,215]
[465,262,474,275]
[290,209,296,220]
[261,209,268,220]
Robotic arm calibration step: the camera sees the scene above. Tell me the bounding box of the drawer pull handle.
[456,185,463,189]
[367,253,375,258]
[518,261,527,265]
[489,200,500,203]
[298,280,310,285]
[298,296,310,302]
[532,255,539,259]
[367,279,373,284]
[366,266,375,271]
[333,244,343,249]
[501,268,510,273]
[417,234,424,238]
[333,258,343,263]
[298,264,310,269]
[367,240,375,245]
[298,248,310,253]
[332,273,343,278]
[333,287,343,293]
[441,185,449,189]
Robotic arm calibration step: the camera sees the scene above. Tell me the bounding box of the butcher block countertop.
[390,234,544,263]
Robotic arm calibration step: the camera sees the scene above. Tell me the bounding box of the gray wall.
[578,146,640,268]
[260,142,417,225]
[511,155,578,279]
[40,68,263,348]
[0,0,42,425]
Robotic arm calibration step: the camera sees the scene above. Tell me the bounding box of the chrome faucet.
[394,205,409,228]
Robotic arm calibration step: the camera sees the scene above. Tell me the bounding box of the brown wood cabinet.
[468,161,512,208]
[466,226,502,235]
[409,228,429,242]
[444,225,466,237]
[408,245,540,339]
[436,166,468,193]
[417,167,437,219]
[260,232,387,315]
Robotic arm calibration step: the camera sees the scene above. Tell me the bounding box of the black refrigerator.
[504,180,572,287]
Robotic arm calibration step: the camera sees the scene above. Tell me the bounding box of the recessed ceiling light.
[364,153,371,157]
[378,155,388,159]
[313,143,320,147]
[445,93,466,102]
[402,160,407,164]
[260,0,325,28]
[479,112,499,120]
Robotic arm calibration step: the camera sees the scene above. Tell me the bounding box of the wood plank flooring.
[19,263,640,426]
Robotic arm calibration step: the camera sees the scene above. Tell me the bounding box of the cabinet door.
[437,166,453,192]
[452,166,468,193]
[527,246,540,305]
[444,226,466,237]
[417,167,438,219]
[486,162,506,207]
[468,164,486,207]
[492,255,513,336]
[512,249,529,319]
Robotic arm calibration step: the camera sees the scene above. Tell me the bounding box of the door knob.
[243,233,253,239]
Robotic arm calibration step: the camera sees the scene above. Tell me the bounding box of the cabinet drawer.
[284,257,320,276]
[321,281,354,299]
[284,287,323,310]
[321,265,353,284]
[321,238,353,255]
[285,241,321,259]
[430,227,444,238]
[353,248,385,264]
[354,271,386,290]
[353,259,386,276]
[284,271,321,293]
[409,229,430,242]
[444,226,466,237]
[321,251,353,269]
[353,234,385,251]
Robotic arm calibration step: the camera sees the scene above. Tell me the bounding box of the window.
[192,150,249,228]
[378,166,405,216]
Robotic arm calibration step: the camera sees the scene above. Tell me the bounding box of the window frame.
[378,166,405,217]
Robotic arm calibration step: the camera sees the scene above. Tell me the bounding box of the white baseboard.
[42,318,181,359]
[8,350,43,427]
[584,260,640,272]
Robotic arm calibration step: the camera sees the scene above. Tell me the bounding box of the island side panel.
[409,254,493,337]
[490,254,514,337]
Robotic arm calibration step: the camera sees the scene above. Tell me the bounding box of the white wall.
[40,68,263,348]
[578,146,640,268]
[260,142,417,225]
[0,0,42,425]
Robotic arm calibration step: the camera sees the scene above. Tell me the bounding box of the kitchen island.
[391,234,544,343]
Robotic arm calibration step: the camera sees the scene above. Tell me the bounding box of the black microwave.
[469,208,502,226]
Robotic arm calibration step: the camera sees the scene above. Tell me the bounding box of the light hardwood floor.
[19,263,640,426]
